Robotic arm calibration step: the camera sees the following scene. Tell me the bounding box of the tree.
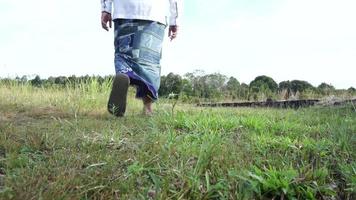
[181,78,193,97]
[68,75,77,85]
[279,81,292,100]
[290,80,314,94]
[201,73,227,99]
[238,83,250,100]
[347,87,356,93]
[226,76,240,99]
[30,75,42,87]
[20,75,28,83]
[54,76,67,85]
[250,75,278,93]
[46,76,56,86]
[249,75,278,100]
[317,83,335,95]
[184,70,206,98]
[279,81,291,91]
[159,73,182,97]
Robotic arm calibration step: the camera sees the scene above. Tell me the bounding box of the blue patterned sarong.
[113,19,166,100]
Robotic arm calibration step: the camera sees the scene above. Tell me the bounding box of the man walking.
[100,0,181,116]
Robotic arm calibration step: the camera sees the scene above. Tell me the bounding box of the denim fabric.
[114,19,166,100]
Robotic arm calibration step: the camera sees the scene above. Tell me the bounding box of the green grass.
[0,82,355,199]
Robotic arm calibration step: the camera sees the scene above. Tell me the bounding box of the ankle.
[142,96,152,105]
[142,96,153,115]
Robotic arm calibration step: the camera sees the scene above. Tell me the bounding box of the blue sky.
[0,0,355,89]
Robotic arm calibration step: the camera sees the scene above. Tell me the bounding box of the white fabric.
[101,0,181,26]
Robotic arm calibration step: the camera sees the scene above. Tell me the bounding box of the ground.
[0,84,355,199]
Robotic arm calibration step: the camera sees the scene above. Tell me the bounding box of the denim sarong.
[114,19,166,100]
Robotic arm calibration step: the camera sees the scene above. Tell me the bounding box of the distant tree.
[46,76,56,86]
[159,73,182,97]
[184,70,206,98]
[279,81,292,99]
[68,75,77,85]
[317,83,334,90]
[226,76,240,99]
[159,75,167,95]
[181,78,193,97]
[182,71,228,100]
[249,75,278,100]
[15,76,21,82]
[290,80,314,94]
[30,75,42,87]
[250,75,278,93]
[238,83,250,100]
[317,83,335,95]
[54,76,67,85]
[347,87,356,93]
[226,77,240,90]
[20,75,28,83]
[202,73,227,99]
[279,81,291,91]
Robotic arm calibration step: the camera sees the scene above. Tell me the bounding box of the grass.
[0,81,355,199]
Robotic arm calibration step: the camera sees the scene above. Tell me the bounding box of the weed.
[0,81,355,199]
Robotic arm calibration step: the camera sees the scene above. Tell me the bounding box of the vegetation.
[0,78,355,199]
[1,71,355,103]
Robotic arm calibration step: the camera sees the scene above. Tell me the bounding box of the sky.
[0,0,355,89]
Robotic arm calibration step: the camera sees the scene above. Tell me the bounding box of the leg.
[132,21,166,115]
[112,19,165,116]
[107,73,130,117]
[108,19,134,117]
[142,96,153,116]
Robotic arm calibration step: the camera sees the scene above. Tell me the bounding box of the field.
[0,81,355,200]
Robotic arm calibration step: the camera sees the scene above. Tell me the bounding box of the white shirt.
[101,0,181,26]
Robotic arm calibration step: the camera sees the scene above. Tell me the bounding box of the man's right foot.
[107,74,130,117]
[142,96,153,116]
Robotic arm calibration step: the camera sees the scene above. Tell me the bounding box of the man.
[100,0,181,116]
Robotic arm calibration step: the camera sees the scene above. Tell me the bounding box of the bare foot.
[142,96,153,116]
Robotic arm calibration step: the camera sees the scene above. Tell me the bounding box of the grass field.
[0,81,355,199]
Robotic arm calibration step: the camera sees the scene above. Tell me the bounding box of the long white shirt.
[101,0,181,26]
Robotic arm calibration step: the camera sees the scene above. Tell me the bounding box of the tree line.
[159,70,355,101]
[1,71,355,102]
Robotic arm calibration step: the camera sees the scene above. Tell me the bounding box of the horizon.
[1,71,354,90]
[1,0,355,89]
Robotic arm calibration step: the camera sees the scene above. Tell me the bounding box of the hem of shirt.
[112,14,167,25]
